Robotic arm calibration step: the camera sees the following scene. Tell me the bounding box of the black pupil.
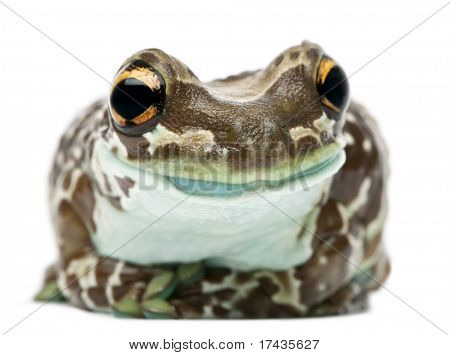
[110,77,159,121]
[318,65,349,110]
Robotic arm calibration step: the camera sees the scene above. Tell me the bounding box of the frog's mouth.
[165,145,346,196]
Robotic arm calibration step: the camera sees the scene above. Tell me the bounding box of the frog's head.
[105,41,349,195]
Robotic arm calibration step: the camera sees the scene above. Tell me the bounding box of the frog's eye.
[316,56,349,120]
[109,60,166,135]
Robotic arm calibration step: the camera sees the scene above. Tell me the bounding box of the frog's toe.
[34,281,65,302]
[142,271,178,300]
[139,271,178,319]
[176,261,205,288]
[141,299,177,319]
[112,263,204,319]
[112,298,144,318]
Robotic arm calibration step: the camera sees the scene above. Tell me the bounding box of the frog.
[36,41,390,319]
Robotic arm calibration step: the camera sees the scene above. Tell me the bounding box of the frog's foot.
[35,263,66,302]
[113,261,205,319]
[307,253,390,317]
[52,253,205,318]
[55,254,157,315]
[307,283,368,317]
[111,271,178,319]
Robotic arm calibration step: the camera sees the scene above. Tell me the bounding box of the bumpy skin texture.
[42,42,389,318]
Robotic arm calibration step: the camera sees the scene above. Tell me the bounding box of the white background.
[0,0,449,353]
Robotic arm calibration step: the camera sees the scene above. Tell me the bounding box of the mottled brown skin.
[110,43,328,174]
[41,42,389,318]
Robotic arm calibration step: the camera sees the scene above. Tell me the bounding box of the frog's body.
[40,42,389,318]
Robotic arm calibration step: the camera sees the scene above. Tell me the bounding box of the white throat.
[90,142,342,271]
